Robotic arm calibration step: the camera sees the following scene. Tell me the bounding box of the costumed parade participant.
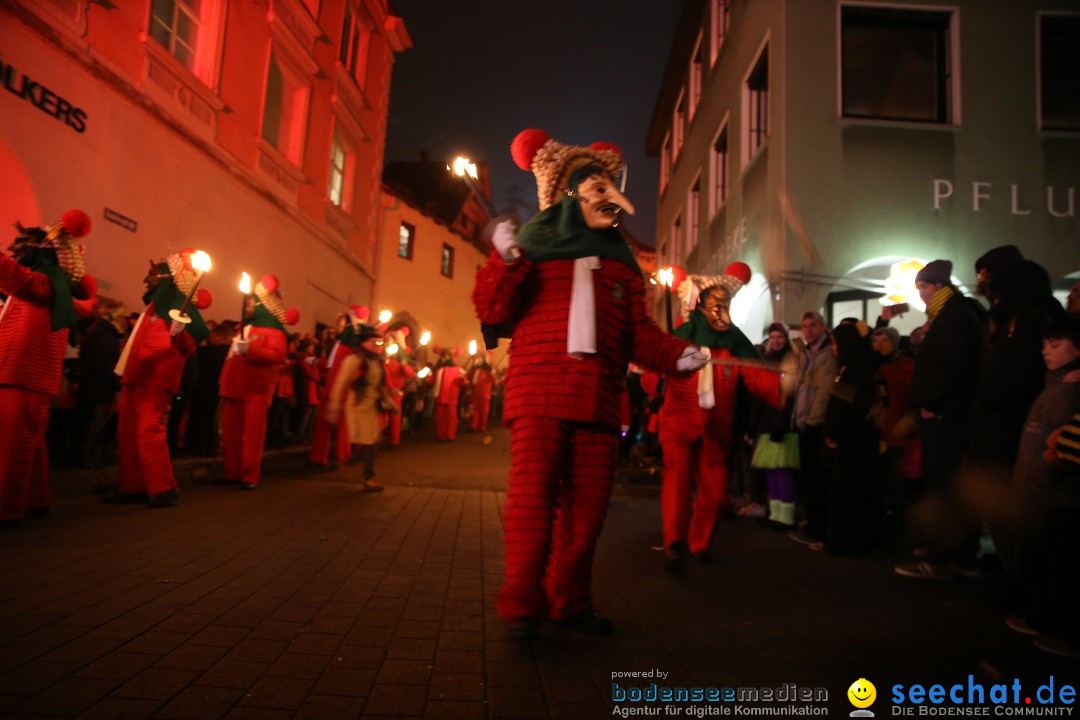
[472,128,708,638]
[383,329,415,448]
[468,350,496,432]
[111,250,213,508]
[219,274,297,489]
[324,321,389,492]
[0,210,96,523]
[431,346,465,442]
[309,305,367,469]
[644,268,784,575]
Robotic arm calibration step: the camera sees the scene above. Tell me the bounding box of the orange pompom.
[259,274,279,293]
[350,304,370,321]
[724,261,752,286]
[511,128,550,170]
[285,308,300,326]
[399,326,411,337]
[76,273,98,299]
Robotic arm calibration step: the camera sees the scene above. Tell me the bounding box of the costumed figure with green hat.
[643,267,788,576]
[219,274,298,489]
[0,209,97,524]
[110,249,213,508]
[471,129,708,638]
[323,320,389,492]
[309,304,368,470]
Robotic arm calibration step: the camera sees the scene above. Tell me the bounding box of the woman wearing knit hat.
[472,129,708,638]
[218,274,298,490]
[0,210,97,524]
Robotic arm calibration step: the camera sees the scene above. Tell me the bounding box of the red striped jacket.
[121,304,196,394]
[0,254,69,395]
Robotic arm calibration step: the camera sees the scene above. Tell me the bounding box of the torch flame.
[378,309,392,324]
[239,272,251,294]
[191,250,212,273]
[418,367,431,379]
[419,331,431,346]
[386,343,399,355]
[468,339,477,356]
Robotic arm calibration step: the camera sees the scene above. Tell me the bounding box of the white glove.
[169,319,186,337]
[490,217,521,263]
[231,339,250,356]
[676,345,709,372]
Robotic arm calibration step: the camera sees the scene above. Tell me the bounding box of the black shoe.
[560,609,613,636]
[102,492,148,504]
[692,551,713,566]
[507,616,539,640]
[665,542,686,577]
[148,489,179,509]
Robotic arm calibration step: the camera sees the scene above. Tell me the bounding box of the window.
[328,130,356,210]
[687,177,701,256]
[149,0,201,72]
[711,122,729,215]
[669,88,686,160]
[339,5,372,88]
[1039,14,1080,132]
[710,0,731,67]
[743,43,769,164]
[398,222,415,260]
[660,133,671,192]
[440,243,454,278]
[689,35,704,121]
[261,50,310,166]
[841,6,954,124]
[672,214,683,264]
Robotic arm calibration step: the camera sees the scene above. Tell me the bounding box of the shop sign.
[0,52,88,133]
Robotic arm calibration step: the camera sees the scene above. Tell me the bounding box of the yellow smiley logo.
[848,678,876,708]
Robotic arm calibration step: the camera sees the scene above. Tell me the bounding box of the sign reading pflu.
[933,179,1075,218]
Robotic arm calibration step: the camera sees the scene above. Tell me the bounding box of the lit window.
[327,130,356,210]
[149,0,201,71]
[262,50,310,166]
[339,5,372,89]
[440,244,454,278]
[673,89,686,161]
[689,35,704,121]
[743,44,769,164]
[710,0,731,67]
[711,123,729,215]
[841,6,954,124]
[660,133,671,193]
[398,222,415,260]
[687,178,700,256]
[1040,14,1080,132]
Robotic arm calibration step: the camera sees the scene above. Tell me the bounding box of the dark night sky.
[384,1,683,246]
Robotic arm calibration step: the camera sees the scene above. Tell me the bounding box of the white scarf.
[697,346,715,409]
[567,256,600,358]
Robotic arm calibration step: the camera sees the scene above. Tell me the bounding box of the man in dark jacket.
[896,259,987,579]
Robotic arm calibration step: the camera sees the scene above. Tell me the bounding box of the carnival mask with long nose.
[571,165,636,230]
[702,286,733,332]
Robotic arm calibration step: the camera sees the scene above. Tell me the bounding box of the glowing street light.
[419,331,431,346]
[882,259,928,311]
[378,309,392,324]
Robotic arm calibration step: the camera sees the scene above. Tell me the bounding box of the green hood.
[249,303,285,333]
[143,270,209,344]
[516,195,639,272]
[19,248,76,338]
[673,311,760,359]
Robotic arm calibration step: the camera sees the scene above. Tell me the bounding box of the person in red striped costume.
[473,129,707,638]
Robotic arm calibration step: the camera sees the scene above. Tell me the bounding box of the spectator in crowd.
[76,299,124,469]
[184,322,232,457]
[748,323,800,529]
[791,310,837,545]
[896,259,987,579]
[872,326,917,538]
[324,322,387,492]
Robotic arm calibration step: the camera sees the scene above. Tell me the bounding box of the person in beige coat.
[324,324,388,492]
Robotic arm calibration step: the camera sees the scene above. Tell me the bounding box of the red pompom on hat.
[454,346,463,357]
[589,141,623,159]
[258,274,279,293]
[349,304,370,321]
[193,288,213,310]
[60,209,91,238]
[511,128,550,170]
[285,308,300,326]
[432,344,444,355]
[75,273,98,300]
[399,326,411,337]
[724,261,752,287]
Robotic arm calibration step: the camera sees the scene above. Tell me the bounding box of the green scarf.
[249,303,285,333]
[19,248,76,336]
[516,195,639,272]
[673,310,760,359]
[143,272,209,344]
[337,324,359,348]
